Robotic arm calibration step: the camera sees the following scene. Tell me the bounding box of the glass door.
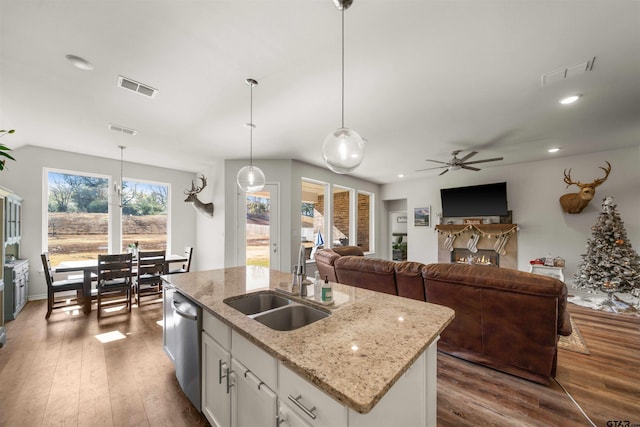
[239,184,280,270]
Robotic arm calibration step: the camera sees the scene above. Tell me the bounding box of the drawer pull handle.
[288,394,317,420]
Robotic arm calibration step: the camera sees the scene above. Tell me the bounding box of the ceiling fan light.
[237,165,266,192]
[322,127,365,174]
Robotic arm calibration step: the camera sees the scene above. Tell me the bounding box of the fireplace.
[436,224,518,269]
[451,248,499,266]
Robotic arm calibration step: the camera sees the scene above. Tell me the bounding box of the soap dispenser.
[321,276,333,303]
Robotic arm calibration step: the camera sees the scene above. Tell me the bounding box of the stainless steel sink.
[252,304,330,331]
[224,291,291,315]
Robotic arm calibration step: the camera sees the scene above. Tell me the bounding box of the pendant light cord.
[249,83,254,167]
[341,6,345,129]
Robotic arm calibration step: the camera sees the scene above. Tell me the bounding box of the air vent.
[117,75,158,98]
[541,56,596,86]
[108,124,137,135]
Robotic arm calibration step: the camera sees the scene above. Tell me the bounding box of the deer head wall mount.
[559,161,611,214]
[185,175,214,218]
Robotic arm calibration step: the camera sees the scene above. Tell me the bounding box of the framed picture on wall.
[414,206,431,227]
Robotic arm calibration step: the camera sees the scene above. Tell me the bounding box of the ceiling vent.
[108,123,137,135]
[117,75,158,98]
[541,57,596,86]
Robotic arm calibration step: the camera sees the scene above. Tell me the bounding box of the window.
[300,179,374,256]
[332,186,351,247]
[121,179,169,252]
[47,170,110,265]
[357,191,373,252]
[45,169,171,266]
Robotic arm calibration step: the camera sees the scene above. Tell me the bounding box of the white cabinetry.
[230,330,278,427]
[202,313,278,427]
[202,311,232,427]
[202,332,231,427]
[280,340,437,427]
[231,358,278,427]
[279,363,348,427]
[200,310,439,427]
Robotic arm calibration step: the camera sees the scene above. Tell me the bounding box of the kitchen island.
[162,266,454,426]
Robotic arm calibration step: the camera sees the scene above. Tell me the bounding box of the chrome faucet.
[292,244,311,297]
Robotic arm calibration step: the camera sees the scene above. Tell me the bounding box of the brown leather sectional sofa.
[314,247,572,384]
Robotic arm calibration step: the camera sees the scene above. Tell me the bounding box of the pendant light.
[322,0,365,174]
[237,78,266,192]
[113,145,126,208]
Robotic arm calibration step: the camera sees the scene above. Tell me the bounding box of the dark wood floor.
[1,300,638,426]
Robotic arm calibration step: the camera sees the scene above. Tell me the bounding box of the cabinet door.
[279,364,348,427]
[278,403,312,427]
[202,332,232,427]
[231,358,277,427]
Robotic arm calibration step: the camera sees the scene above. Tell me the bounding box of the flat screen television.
[440,182,508,217]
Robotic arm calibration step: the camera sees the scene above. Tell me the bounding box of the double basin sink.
[224,291,330,331]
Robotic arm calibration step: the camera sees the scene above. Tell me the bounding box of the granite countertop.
[162,266,454,414]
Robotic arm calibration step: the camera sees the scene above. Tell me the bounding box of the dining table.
[54,253,189,314]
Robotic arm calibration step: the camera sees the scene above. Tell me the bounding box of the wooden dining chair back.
[41,252,85,319]
[136,250,166,306]
[97,253,133,319]
[168,246,193,274]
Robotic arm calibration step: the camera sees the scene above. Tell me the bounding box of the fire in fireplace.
[451,248,499,266]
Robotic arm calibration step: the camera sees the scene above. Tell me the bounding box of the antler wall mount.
[185,174,214,217]
[559,161,611,214]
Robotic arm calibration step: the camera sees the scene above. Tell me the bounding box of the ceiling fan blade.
[458,151,478,162]
[423,159,449,165]
[461,165,481,171]
[439,168,449,176]
[463,157,504,165]
[416,165,448,172]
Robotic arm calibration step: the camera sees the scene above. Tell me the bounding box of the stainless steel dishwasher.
[173,291,202,411]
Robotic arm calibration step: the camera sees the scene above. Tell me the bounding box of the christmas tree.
[574,197,640,294]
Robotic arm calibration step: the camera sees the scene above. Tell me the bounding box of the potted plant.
[0,129,16,171]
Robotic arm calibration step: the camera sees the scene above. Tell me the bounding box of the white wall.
[380,146,640,286]
[193,160,226,271]
[0,145,197,300]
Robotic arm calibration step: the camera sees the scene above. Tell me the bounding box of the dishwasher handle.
[173,300,198,321]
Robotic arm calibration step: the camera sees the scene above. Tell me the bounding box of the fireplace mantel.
[435,224,518,269]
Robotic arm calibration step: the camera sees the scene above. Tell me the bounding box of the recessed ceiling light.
[548,147,561,153]
[65,54,94,71]
[559,95,581,105]
[397,174,404,178]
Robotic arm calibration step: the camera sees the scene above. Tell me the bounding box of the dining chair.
[168,246,193,274]
[136,250,166,306]
[97,253,133,319]
[41,252,85,319]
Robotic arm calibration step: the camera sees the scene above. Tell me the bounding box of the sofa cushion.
[332,246,365,257]
[394,261,427,301]
[422,263,571,336]
[314,249,341,283]
[335,256,398,295]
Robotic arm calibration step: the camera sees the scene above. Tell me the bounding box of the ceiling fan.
[417,150,503,175]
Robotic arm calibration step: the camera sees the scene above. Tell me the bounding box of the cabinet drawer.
[278,364,347,427]
[203,310,231,350]
[231,329,277,388]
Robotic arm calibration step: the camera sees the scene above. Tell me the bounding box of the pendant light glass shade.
[322,127,365,174]
[236,165,266,192]
[237,78,265,192]
[322,0,365,174]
